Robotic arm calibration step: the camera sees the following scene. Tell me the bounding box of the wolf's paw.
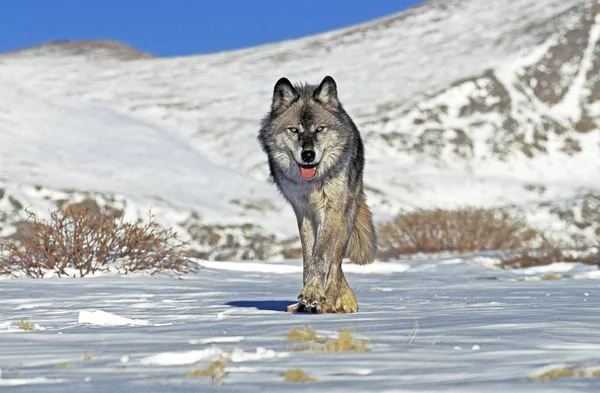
[286,302,321,313]
[322,297,358,313]
[295,278,326,311]
[323,282,359,313]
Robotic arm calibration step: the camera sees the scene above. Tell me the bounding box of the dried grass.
[530,365,600,381]
[187,358,229,385]
[286,326,371,352]
[81,353,96,361]
[18,319,37,331]
[285,326,318,341]
[284,369,317,383]
[55,362,75,369]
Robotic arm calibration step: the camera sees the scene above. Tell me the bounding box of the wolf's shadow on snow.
[226,300,295,312]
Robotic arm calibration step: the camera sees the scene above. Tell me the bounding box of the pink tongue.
[300,166,316,179]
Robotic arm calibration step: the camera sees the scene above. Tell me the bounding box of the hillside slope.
[0,0,598,257]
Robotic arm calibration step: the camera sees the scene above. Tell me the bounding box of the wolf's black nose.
[301,150,315,163]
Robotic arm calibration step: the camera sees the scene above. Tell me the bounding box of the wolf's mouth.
[298,164,317,179]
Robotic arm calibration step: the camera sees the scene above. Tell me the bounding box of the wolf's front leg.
[323,264,358,313]
[296,212,315,285]
[287,213,316,313]
[296,210,349,313]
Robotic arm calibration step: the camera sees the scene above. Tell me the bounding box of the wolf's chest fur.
[279,168,346,210]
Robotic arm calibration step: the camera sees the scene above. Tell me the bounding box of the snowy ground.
[1,258,599,392]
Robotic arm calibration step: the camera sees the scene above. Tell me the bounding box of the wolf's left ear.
[272,77,298,112]
[314,76,339,107]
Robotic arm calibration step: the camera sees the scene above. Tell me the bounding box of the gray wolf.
[258,75,377,313]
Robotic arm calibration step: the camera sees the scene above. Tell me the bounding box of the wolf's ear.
[272,77,298,112]
[314,76,339,107]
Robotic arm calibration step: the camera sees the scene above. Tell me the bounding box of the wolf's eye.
[316,126,325,132]
[288,127,298,133]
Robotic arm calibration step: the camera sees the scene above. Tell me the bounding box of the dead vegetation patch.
[55,362,75,369]
[0,206,191,278]
[530,365,600,381]
[286,326,371,352]
[187,358,229,385]
[377,207,600,268]
[284,369,317,383]
[18,319,37,331]
[285,326,319,341]
[498,243,599,269]
[377,207,536,257]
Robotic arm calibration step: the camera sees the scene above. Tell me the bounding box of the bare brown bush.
[377,207,600,268]
[500,241,600,269]
[377,207,538,259]
[0,206,191,277]
[0,247,11,276]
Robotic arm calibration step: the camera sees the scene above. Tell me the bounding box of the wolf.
[258,75,377,313]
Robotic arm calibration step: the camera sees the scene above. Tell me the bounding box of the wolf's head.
[259,76,357,182]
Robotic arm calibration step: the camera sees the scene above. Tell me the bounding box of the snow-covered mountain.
[1,0,599,258]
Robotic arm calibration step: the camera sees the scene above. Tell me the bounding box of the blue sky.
[0,0,423,57]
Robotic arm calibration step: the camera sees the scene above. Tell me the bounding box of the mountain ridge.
[1,39,154,61]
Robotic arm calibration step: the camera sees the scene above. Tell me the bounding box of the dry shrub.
[377,207,538,259]
[500,240,600,269]
[0,206,191,277]
[0,248,10,276]
[377,206,600,267]
[281,247,303,259]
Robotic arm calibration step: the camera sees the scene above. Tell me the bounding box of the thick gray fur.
[258,76,376,313]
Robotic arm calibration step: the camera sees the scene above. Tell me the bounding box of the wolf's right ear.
[314,76,339,107]
[272,77,298,112]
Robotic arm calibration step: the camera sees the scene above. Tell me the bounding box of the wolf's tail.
[345,197,377,265]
